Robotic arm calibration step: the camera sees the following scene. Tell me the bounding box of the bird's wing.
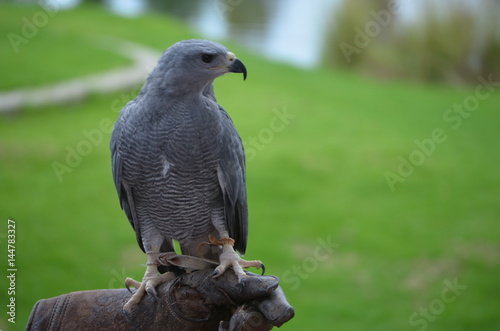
[110,103,145,253]
[217,105,248,255]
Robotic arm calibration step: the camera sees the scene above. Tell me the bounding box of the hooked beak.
[227,52,247,80]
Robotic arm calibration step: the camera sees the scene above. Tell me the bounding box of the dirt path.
[0,37,160,113]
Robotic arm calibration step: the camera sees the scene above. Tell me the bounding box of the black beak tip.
[230,58,247,81]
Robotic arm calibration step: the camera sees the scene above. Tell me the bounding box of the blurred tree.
[413,1,475,83]
[224,0,271,42]
[323,0,500,85]
[324,0,374,68]
[324,0,394,68]
[478,0,500,79]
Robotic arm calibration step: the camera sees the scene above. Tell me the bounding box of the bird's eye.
[201,54,214,63]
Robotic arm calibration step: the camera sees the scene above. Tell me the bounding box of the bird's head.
[147,39,247,95]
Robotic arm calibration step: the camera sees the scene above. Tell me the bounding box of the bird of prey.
[110,39,263,312]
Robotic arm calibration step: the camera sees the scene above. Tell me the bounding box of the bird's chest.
[120,100,224,194]
[124,101,221,172]
[164,104,221,165]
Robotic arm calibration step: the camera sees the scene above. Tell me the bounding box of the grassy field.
[1,3,500,331]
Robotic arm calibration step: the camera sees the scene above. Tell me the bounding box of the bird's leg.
[211,238,264,282]
[123,252,175,313]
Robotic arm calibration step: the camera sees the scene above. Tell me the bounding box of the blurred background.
[1,0,499,330]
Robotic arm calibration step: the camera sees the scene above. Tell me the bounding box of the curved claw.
[125,282,133,294]
[236,278,245,293]
[237,277,246,292]
[122,309,132,322]
[147,287,161,302]
[260,263,266,276]
[211,269,220,278]
[146,287,157,298]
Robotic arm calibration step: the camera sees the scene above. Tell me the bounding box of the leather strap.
[158,252,219,270]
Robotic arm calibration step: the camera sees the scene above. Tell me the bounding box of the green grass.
[1,4,500,331]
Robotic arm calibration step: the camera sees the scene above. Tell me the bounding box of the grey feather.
[110,39,248,257]
[216,105,248,254]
